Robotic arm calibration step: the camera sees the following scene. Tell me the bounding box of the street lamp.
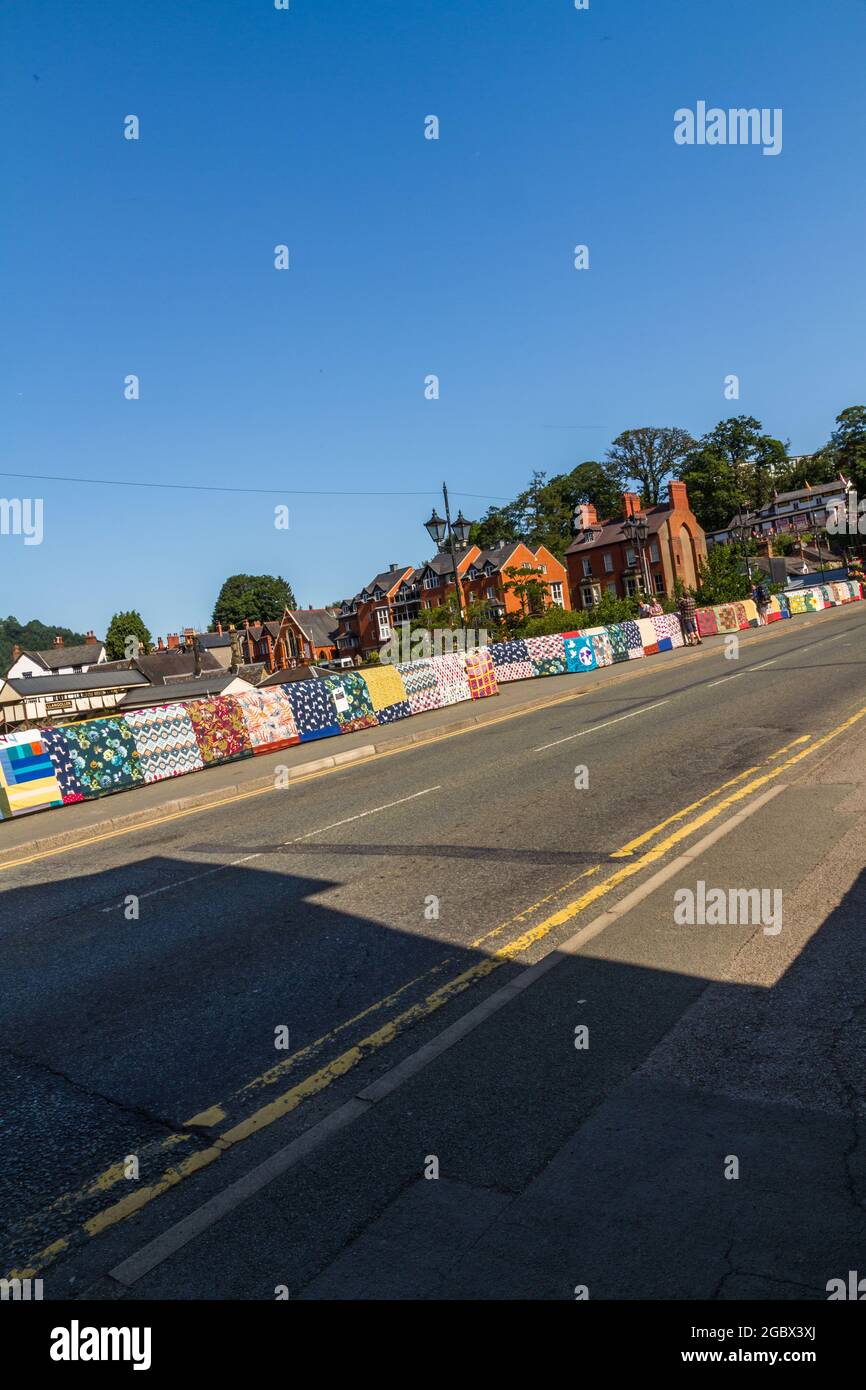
[732,507,754,583]
[622,513,651,595]
[423,483,475,625]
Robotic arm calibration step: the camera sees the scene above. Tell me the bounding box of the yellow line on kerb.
[12,700,866,1280]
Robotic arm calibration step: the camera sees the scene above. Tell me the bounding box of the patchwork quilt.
[607,624,630,663]
[234,688,300,754]
[465,649,499,699]
[787,591,808,615]
[637,617,660,651]
[284,680,342,742]
[492,660,535,682]
[524,634,567,675]
[185,696,252,764]
[0,731,64,819]
[408,686,445,715]
[62,716,144,797]
[318,673,378,733]
[590,632,614,667]
[734,602,750,630]
[40,727,85,804]
[652,613,684,647]
[359,665,409,712]
[622,620,643,653]
[395,659,439,696]
[490,639,529,668]
[429,652,472,706]
[375,700,412,724]
[564,636,597,673]
[715,604,740,632]
[695,607,718,637]
[126,703,206,782]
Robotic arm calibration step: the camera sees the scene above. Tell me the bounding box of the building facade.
[565,482,707,607]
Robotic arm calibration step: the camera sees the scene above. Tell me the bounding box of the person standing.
[752,581,771,625]
[677,590,701,646]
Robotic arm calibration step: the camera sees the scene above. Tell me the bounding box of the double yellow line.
[14,702,862,1281]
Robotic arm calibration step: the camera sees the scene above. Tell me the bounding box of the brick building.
[565,482,707,608]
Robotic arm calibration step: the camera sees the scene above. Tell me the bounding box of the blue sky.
[2,0,865,638]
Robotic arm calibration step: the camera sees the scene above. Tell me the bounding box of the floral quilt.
[184,697,253,765]
[234,689,300,755]
[62,716,144,797]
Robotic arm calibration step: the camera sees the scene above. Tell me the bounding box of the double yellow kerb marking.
[10,703,866,1279]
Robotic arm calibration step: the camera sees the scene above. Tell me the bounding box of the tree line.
[470,406,866,557]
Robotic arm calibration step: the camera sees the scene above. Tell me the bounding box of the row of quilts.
[0,653,500,821]
[694,582,862,637]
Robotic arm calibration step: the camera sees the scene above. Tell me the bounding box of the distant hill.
[1,616,90,676]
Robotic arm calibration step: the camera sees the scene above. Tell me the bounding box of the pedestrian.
[752,581,771,625]
[677,590,701,646]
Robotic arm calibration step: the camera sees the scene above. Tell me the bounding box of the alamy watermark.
[673,881,782,936]
[825,490,864,534]
[380,621,489,665]
[674,102,782,157]
[0,497,43,545]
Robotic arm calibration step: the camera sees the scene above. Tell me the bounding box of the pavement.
[3,600,866,1300]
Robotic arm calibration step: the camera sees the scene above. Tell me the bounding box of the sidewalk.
[102,697,866,1301]
[2,603,858,865]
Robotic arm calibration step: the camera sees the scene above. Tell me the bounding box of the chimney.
[192,634,202,677]
[85,629,98,644]
[667,480,689,511]
[389,562,399,572]
[309,604,313,611]
[575,503,598,530]
[167,633,180,650]
[229,630,243,674]
[53,634,64,648]
[157,636,165,651]
[216,621,223,635]
[622,493,641,518]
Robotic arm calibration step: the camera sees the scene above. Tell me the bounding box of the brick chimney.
[575,503,598,530]
[157,636,165,651]
[216,621,223,635]
[53,634,64,648]
[167,633,180,650]
[622,493,641,518]
[668,480,689,511]
[85,630,98,644]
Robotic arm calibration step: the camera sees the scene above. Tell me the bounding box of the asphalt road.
[4,602,866,1296]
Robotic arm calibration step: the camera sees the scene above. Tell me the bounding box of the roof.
[565,506,669,554]
[197,632,232,649]
[259,665,325,686]
[420,547,476,578]
[470,543,523,571]
[134,650,222,683]
[2,669,146,698]
[115,673,251,707]
[18,641,105,671]
[365,566,413,596]
[288,609,339,649]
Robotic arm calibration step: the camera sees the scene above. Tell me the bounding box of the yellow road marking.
[12,696,866,1278]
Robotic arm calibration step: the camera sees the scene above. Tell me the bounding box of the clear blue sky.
[3,0,865,638]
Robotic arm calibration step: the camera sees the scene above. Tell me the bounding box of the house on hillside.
[7,632,106,680]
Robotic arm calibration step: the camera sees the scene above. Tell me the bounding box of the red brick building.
[565,482,707,608]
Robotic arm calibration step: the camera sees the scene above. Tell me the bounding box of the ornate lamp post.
[621,512,651,596]
[424,483,473,625]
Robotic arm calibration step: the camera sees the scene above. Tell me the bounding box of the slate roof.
[18,642,105,671]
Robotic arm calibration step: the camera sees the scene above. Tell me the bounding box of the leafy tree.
[105,610,153,660]
[503,564,548,617]
[0,616,90,674]
[823,406,866,491]
[470,461,624,557]
[680,445,741,532]
[606,427,696,505]
[211,574,297,629]
[695,544,752,605]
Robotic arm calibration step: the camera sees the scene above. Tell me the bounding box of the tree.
[211,574,297,629]
[470,460,623,557]
[823,406,866,491]
[0,616,90,674]
[695,544,752,605]
[606,427,696,505]
[105,610,153,660]
[680,445,741,532]
[503,565,548,617]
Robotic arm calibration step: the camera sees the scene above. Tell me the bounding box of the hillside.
[0,616,90,676]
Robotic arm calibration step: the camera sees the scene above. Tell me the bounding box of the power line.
[0,470,513,502]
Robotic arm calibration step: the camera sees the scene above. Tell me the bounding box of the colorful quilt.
[493,660,535,682]
[126,703,206,782]
[0,731,65,819]
[284,680,342,742]
[62,716,144,797]
[695,607,718,637]
[490,639,529,667]
[524,634,567,675]
[395,659,438,696]
[408,686,445,715]
[318,673,378,733]
[607,624,630,663]
[429,652,472,706]
[375,699,412,724]
[234,688,300,755]
[787,591,808,615]
[734,602,750,630]
[590,632,614,667]
[652,613,684,647]
[564,636,597,673]
[715,604,740,633]
[184,696,253,765]
[39,727,85,804]
[359,665,409,712]
[465,649,498,699]
[622,620,643,653]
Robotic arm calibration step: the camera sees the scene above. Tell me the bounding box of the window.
[582,558,592,578]
[649,542,660,562]
[537,563,547,574]
[550,582,563,607]
[625,547,636,567]
[486,585,496,600]
[624,576,638,597]
[423,572,438,589]
[581,585,595,608]
[603,553,614,573]
[606,580,617,596]
[654,573,665,595]
[376,608,391,639]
